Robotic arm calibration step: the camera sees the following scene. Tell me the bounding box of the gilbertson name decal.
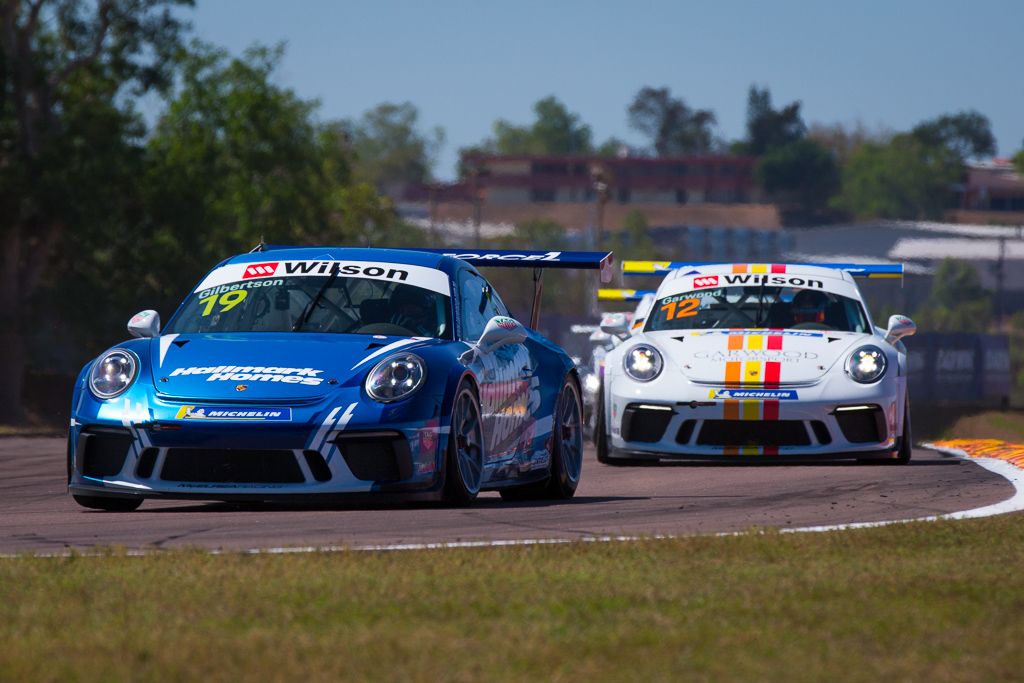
[169,366,325,385]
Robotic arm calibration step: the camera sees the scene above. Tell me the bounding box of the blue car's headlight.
[89,349,138,400]
[623,344,663,382]
[366,353,426,402]
[846,345,887,383]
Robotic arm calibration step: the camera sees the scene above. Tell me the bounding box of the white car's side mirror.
[127,310,161,338]
[600,312,631,339]
[885,314,916,345]
[477,316,527,354]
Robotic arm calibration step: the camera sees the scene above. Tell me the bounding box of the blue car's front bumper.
[68,385,449,502]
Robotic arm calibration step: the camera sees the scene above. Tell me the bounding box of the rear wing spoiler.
[421,248,614,330]
[598,288,657,301]
[621,261,903,279]
[422,249,614,282]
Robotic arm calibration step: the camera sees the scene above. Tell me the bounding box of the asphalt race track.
[0,438,1014,554]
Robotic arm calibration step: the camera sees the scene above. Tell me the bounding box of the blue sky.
[191,0,1023,180]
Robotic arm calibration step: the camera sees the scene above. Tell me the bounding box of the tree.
[831,134,960,220]
[627,86,717,156]
[472,96,593,157]
[135,44,406,313]
[1013,144,1024,176]
[736,85,805,156]
[914,259,992,332]
[807,121,892,166]
[342,101,444,191]
[756,138,839,211]
[0,0,193,422]
[911,111,996,161]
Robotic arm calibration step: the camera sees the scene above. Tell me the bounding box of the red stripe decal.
[771,264,786,274]
[763,400,780,421]
[764,361,781,387]
[767,335,783,350]
[763,446,780,456]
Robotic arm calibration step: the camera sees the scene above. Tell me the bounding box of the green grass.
[3,516,1024,682]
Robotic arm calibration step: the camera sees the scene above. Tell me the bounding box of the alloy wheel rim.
[558,386,583,483]
[454,391,483,494]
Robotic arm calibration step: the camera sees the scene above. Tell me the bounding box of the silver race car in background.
[596,262,916,464]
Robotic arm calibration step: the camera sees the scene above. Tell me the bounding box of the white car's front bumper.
[606,374,904,459]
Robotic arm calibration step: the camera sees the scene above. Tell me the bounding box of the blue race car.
[68,246,612,510]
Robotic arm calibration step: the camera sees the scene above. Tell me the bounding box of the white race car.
[595,262,916,464]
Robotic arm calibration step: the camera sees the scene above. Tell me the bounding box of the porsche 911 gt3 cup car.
[68,246,612,510]
[595,262,916,464]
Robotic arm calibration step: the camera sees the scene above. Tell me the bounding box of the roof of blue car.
[224,246,448,269]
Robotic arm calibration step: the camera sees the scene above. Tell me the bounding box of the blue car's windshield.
[167,272,453,339]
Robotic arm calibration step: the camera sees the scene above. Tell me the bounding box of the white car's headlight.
[623,344,663,382]
[366,353,426,402]
[846,345,887,383]
[89,349,138,399]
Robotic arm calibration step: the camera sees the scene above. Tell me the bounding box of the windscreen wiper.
[292,263,340,332]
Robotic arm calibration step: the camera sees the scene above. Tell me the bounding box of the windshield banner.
[194,260,452,295]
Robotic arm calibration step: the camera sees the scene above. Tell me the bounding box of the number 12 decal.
[660,298,699,320]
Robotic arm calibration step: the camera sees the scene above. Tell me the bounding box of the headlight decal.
[365,353,427,402]
[88,349,139,400]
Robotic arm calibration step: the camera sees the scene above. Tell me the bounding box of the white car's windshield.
[167,275,453,338]
[645,286,869,333]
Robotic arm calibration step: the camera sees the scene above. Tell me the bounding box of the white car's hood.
[645,328,871,385]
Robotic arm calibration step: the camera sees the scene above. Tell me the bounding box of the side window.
[458,270,508,341]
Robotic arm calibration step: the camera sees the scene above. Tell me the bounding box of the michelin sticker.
[176,406,293,421]
[709,389,798,400]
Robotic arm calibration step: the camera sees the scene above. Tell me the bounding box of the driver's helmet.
[388,286,433,334]
[791,289,829,324]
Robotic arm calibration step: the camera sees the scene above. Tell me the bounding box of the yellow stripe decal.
[751,264,768,274]
[747,334,764,351]
[744,361,762,383]
[741,401,760,421]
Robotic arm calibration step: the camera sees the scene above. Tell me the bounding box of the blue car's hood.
[149,332,440,401]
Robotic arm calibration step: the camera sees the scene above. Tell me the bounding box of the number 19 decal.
[198,290,247,317]
[660,298,699,320]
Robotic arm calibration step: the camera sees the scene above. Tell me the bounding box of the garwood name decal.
[169,366,325,385]
[694,350,819,362]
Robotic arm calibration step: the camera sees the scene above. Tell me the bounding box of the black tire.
[860,395,912,465]
[442,381,484,506]
[892,395,913,465]
[501,377,584,501]
[72,495,143,512]
[593,383,651,466]
[594,384,612,464]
